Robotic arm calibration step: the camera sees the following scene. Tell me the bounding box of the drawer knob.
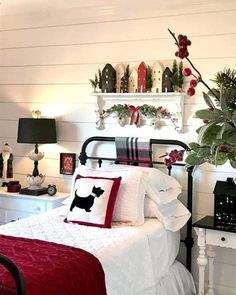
[221,237,226,242]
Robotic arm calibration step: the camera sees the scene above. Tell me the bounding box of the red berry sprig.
[164,149,185,167]
[218,145,229,153]
[190,79,198,87]
[175,35,191,59]
[187,87,195,96]
[183,68,198,96]
[168,28,220,101]
[183,68,192,76]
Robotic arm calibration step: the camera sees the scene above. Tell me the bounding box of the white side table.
[0,190,69,224]
[193,216,236,295]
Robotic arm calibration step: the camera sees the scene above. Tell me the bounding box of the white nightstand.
[193,216,236,295]
[0,190,69,224]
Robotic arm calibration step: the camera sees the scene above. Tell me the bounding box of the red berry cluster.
[183,68,198,96]
[218,145,229,153]
[175,34,191,59]
[164,149,185,167]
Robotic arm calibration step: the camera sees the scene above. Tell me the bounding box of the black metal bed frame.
[0,253,25,295]
[79,136,194,272]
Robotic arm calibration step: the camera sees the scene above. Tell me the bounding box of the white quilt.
[0,206,194,295]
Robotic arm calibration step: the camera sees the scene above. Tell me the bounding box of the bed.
[0,136,196,295]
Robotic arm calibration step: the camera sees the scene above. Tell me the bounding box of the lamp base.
[20,187,48,196]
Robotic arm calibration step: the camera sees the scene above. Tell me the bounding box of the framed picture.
[60,153,76,175]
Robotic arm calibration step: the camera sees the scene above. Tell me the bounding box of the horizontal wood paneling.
[1,0,236,29]
[1,58,236,86]
[1,10,236,49]
[1,35,236,66]
[1,1,236,292]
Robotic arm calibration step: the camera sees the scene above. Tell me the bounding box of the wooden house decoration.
[162,67,174,92]
[137,62,147,93]
[120,76,129,93]
[101,63,116,93]
[128,69,138,93]
[213,178,236,226]
[151,61,164,93]
[115,64,125,93]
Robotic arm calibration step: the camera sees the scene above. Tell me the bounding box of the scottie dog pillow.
[65,174,121,228]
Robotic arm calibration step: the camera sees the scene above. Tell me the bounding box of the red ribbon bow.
[128,105,140,125]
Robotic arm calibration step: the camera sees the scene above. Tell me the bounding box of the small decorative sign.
[60,153,76,175]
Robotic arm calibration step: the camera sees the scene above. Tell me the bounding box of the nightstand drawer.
[0,191,68,224]
[0,197,46,213]
[206,229,236,248]
[5,210,34,223]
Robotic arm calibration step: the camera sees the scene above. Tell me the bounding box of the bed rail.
[0,253,25,295]
[79,136,194,272]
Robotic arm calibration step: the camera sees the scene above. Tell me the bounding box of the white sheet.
[0,206,195,295]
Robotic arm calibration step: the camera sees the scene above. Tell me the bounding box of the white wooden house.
[128,69,138,93]
[151,61,164,93]
[115,64,125,93]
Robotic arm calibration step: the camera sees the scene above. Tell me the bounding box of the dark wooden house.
[213,178,236,226]
[101,63,116,93]
[120,75,129,93]
[162,67,174,92]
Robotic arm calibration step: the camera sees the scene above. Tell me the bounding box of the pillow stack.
[64,164,191,231]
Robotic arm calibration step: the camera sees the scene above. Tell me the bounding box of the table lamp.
[17,116,57,195]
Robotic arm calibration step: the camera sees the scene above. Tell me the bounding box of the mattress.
[0,206,195,295]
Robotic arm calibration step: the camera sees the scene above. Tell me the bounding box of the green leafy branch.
[185,87,236,168]
[89,69,102,91]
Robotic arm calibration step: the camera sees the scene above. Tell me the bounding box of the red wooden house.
[137,62,147,93]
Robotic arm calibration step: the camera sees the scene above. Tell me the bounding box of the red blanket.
[0,234,107,295]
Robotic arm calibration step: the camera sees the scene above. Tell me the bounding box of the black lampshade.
[17,118,57,144]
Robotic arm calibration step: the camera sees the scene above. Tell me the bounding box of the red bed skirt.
[0,234,107,295]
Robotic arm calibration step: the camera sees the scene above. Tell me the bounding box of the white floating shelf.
[91,92,185,100]
[91,92,187,133]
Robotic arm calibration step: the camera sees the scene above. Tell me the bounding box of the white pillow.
[102,164,190,231]
[155,198,191,232]
[105,164,182,203]
[65,165,146,226]
[65,174,121,228]
[146,184,182,205]
[144,197,156,218]
[144,196,191,232]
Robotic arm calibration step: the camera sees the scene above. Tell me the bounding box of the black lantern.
[17,118,57,195]
[213,177,236,226]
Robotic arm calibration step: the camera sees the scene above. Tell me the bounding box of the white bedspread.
[0,206,194,295]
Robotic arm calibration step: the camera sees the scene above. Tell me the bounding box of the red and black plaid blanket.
[115,137,153,167]
[0,234,107,295]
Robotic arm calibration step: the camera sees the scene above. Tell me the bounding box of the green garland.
[105,104,130,119]
[104,103,170,121]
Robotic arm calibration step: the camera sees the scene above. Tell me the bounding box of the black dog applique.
[70,186,105,212]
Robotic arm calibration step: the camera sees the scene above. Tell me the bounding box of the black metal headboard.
[79,136,194,272]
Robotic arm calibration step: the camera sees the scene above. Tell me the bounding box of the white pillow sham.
[64,165,146,226]
[106,164,190,231]
[144,196,191,232]
[105,164,182,203]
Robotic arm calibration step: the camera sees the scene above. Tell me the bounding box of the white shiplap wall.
[0,1,236,293]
